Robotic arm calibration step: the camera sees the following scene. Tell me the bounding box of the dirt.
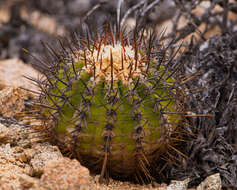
[0,57,222,190]
[0,0,236,189]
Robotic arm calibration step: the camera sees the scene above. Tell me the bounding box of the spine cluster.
[31,26,187,182]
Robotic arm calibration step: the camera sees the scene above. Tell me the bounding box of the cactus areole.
[36,28,186,182]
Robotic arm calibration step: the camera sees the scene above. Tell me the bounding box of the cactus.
[32,27,187,182]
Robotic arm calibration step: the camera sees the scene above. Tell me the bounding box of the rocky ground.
[0,0,237,189]
[0,56,222,190]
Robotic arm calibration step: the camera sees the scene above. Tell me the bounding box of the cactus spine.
[33,27,186,182]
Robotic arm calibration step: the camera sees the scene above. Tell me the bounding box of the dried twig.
[117,0,124,27]
[83,1,107,20]
[120,0,146,28]
[141,0,161,17]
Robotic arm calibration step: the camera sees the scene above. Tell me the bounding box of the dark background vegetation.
[0,0,237,188]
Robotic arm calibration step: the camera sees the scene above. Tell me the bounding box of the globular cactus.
[30,26,188,182]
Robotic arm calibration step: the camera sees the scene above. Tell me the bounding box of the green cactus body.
[39,31,185,181]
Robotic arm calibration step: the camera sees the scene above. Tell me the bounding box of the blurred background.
[0,0,237,188]
[0,0,236,64]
